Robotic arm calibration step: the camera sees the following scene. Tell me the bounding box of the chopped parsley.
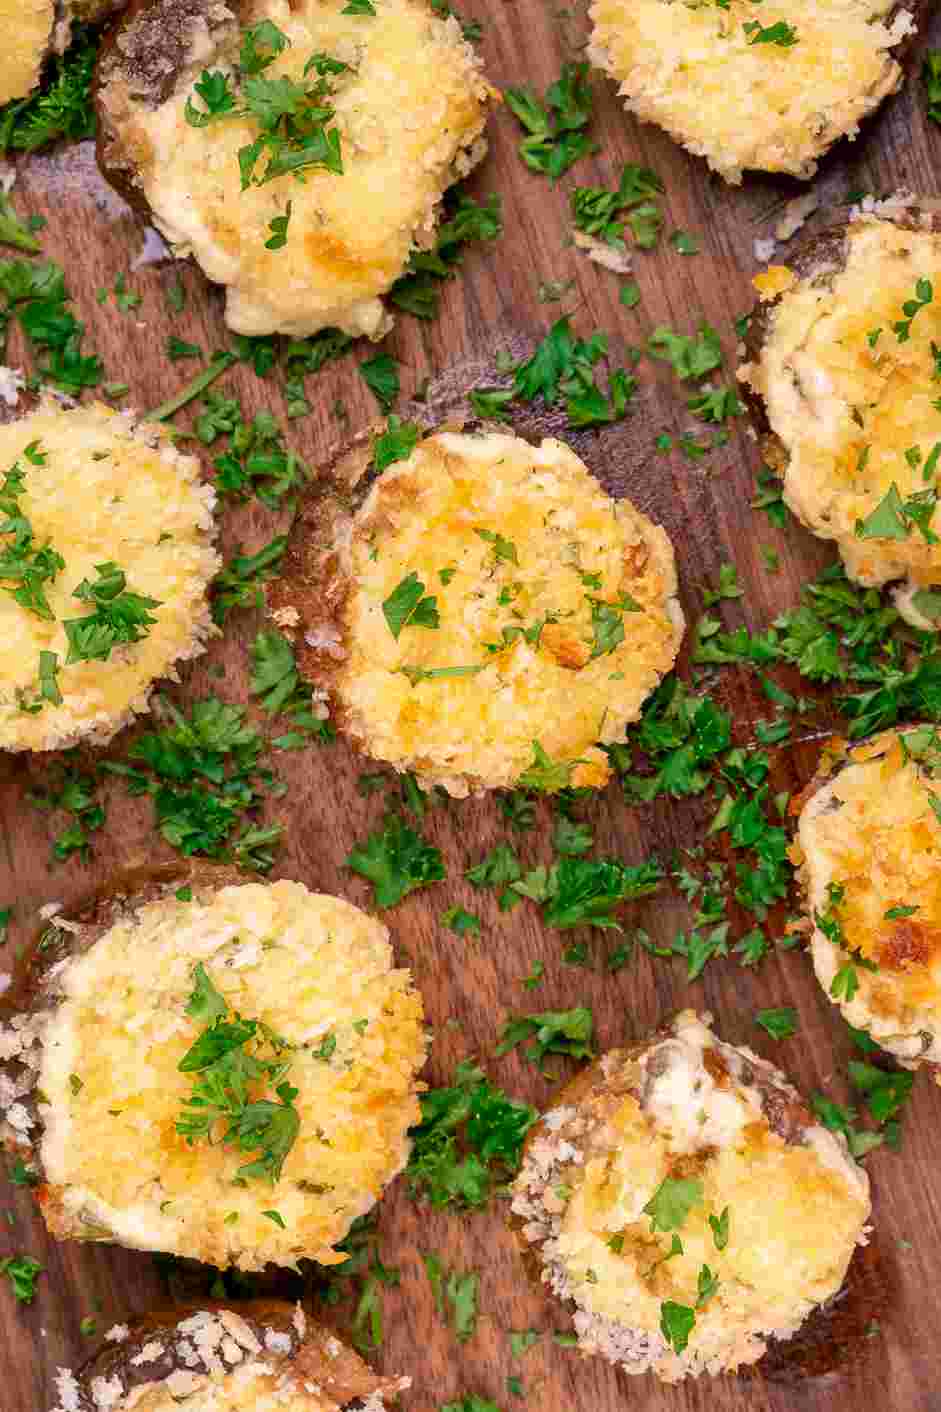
[364,420,419,480]
[211,534,287,623]
[688,386,742,424]
[202,402,308,511]
[264,202,292,250]
[855,482,939,545]
[250,630,335,747]
[423,1256,479,1341]
[146,351,236,423]
[0,27,97,153]
[0,1256,41,1303]
[496,1006,594,1071]
[700,561,742,607]
[743,19,798,45]
[103,695,283,872]
[471,314,636,428]
[63,562,161,664]
[588,592,640,658]
[167,336,202,361]
[923,51,941,125]
[893,277,933,342]
[660,1299,695,1354]
[475,527,518,564]
[513,854,663,929]
[28,763,106,863]
[405,1060,536,1208]
[0,192,40,254]
[346,812,445,907]
[754,1006,798,1040]
[709,1206,730,1250]
[669,229,700,255]
[0,458,64,621]
[186,23,345,187]
[441,1399,501,1412]
[399,664,484,686]
[505,62,597,181]
[517,741,575,794]
[648,323,722,381]
[571,164,664,251]
[442,906,481,937]
[809,1028,915,1158]
[390,193,502,319]
[176,963,300,1183]
[553,814,593,856]
[0,257,103,391]
[509,1329,540,1359]
[382,572,440,638]
[643,1176,703,1233]
[359,352,400,411]
[815,881,877,1004]
[609,678,731,801]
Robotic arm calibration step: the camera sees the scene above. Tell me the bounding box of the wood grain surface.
[3,5,941,1411]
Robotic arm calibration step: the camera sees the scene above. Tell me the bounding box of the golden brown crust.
[589,0,924,185]
[510,1020,886,1383]
[268,419,683,794]
[2,860,242,1018]
[739,201,941,471]
[2,863,426,1273]
[94,0,494,339]
[93,0,230,216]
[72,1300,402,1409]
[0,860,247,1180]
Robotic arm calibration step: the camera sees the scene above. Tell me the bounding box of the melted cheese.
[740,215,941,602]
[37,881,426,1270]
[512,1010,869,1382]
[0,0,52,105]
[123,0,492,337]
[588,0,910,184]
[0,402,219,752]
[800,728,941,1069]
[335,430,684,795]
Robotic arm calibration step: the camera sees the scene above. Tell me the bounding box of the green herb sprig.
[176,963,300,1184]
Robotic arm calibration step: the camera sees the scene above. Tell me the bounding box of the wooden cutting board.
[3,6,941,1411]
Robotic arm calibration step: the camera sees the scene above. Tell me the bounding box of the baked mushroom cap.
[0,872,427,1270]
[95,0,494,338]
[510,1009,870,1383]
[587,0,918,185]
[50,1300,409,1411]
[0,398,219,752]
[268,426,684,796]
[797,725,941,1076]
[739,202,941,625]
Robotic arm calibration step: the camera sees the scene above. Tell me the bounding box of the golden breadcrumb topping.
[800,727,941,1071]
[0,0,52,105]
[588,0,912,184]
[740,213,941,610]
[511,1011,869,1382]
[335,430,684,795]
[0,401,219,752]
[118,1366,332,1412]
[38,881,426,1270]
[115,0,492,337]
